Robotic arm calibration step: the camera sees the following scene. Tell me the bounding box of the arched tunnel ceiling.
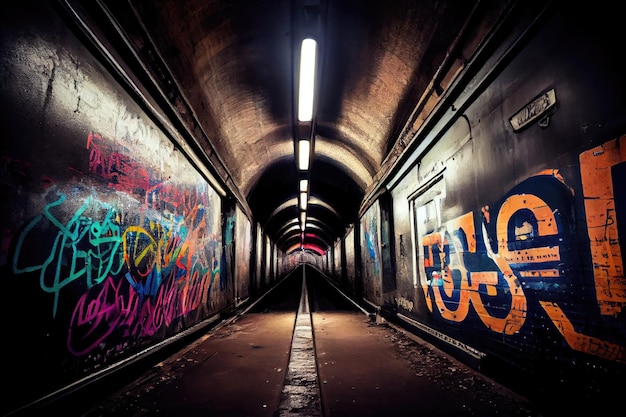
[81,0,513,254]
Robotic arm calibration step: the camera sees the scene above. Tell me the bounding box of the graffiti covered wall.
[379,7,626,388]
[0,4,226,413]
[412,155,625,368]
[360,202,383,305]
[343,227,357,295]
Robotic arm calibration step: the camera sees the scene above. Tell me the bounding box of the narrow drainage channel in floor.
[278,268,322,417]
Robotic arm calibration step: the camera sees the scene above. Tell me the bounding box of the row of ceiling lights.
[296,37,317,250]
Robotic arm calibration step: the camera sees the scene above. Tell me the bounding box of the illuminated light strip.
[299,191,308,210]
[297,38,317,122]
[298,140,310,171]
[299,179,308,192]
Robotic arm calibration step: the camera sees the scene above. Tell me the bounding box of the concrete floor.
[80,309,541,417]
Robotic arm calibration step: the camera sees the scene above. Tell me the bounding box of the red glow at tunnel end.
[301,243,326,255]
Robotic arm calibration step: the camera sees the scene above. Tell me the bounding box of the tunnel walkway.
[74,268,542,417]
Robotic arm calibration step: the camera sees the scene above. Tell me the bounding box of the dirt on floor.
[81,312,545,417]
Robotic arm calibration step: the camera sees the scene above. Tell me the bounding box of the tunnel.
[1,0,625,416]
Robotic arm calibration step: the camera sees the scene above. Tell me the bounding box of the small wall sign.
[509,88,556,131]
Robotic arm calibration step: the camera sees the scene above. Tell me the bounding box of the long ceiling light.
[298,139,310,170]
[299,191,308,210]
[299,211,307,231]
[297,38,317,122]
[299,179,308,192]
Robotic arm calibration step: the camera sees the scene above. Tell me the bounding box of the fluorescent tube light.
[298,38,317,122]
[298,139,310,170]
[299,191,308,210]
[299,179,308,192]
[300,212,306,230]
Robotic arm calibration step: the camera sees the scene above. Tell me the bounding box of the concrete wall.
[0,3,250,413]
[356,5,626,384]
[235,205,252,302]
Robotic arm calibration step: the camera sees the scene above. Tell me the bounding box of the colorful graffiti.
[87,132,151,194]
[363,204,381,275]
[542,135,625,362]
[360,203,382,302]
[416,136,625,363]
[10,130,222,357]
[12,193,125,317]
